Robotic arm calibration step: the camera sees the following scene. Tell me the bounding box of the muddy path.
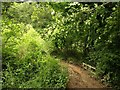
[60,61,107,88]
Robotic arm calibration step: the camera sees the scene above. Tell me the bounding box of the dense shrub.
[2,24,68,88]
[89,50,120,89]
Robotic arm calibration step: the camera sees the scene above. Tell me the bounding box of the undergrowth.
[2,24,68,88]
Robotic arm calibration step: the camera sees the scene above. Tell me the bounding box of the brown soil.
[60,61,107,88]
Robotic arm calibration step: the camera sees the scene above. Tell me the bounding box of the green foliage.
[3,54,68,88]
[20,58,68,88]
[89,50,120,89]
[49,2,120,89]
[2,2,54,34]
[2,2,120,89]
[2,14,68,88]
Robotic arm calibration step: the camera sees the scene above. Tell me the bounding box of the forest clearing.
[1,1,120,89]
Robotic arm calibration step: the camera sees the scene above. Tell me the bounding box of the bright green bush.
[2,24,68,88]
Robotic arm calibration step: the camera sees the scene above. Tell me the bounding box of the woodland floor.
[60,61,107,89]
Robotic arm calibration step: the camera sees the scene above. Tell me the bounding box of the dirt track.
[61,61,106,88]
